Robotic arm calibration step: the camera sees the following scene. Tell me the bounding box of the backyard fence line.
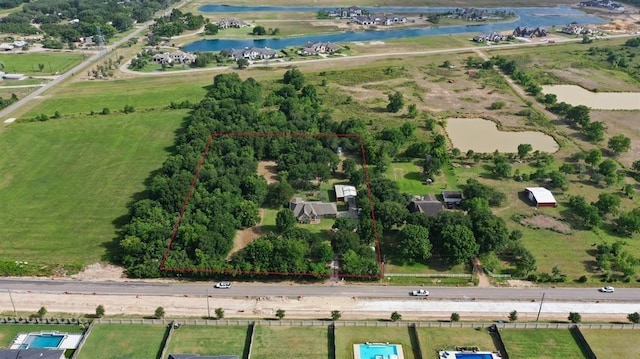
[383,273,473,278]
[245,321,255,359]
[483,269,512,278]
[409,323,424,359]
[570,325,597,359]
[91,318,640,330]
[330,324,337,359]
[488,324,510,359]
[69,320,96,359]
[158,321,176,359]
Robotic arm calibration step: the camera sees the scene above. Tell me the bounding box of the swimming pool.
[21,333,65,349]
[356,343,403,359]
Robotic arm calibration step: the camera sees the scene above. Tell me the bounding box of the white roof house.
[525,187,557,207]
[334,184,357,200]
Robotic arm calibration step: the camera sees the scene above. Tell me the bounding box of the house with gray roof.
[229,47,278,60]
[289,197,337,224]
[0,349,65,359]
[300,42,341,56]
[216,18,250,29]
[408,194,444,216]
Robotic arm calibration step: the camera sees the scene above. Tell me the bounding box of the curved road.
[2,278,639,302]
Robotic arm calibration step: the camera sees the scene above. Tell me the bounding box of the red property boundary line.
[159,132,383,279]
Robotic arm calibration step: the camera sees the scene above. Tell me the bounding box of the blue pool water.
[454,353,494,359]
[24,334,64,349]
[359,344,398,359]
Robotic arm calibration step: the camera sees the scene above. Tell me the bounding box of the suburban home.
[579,0,624,10]
[525,187,557,207]
[0,349,65,359]
[512,26,547,38]
[229,47,278,60]
[168,355,239,359]
[152,51,197,65]
[473,32,507,42]
[289,197,338,223]
[442,190,463,208]
[300,41,341,56]
[328,6,364,18]
[560,24,592,35]
[216,18,250,29]
[353,14,407,26]
[408,194,444,216]
[456,8,490,21]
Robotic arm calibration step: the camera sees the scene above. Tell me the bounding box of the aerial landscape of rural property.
[1,0,640,357]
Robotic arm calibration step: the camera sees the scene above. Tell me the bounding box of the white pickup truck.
[411,289,429,296]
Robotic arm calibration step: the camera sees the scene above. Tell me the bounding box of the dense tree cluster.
[150,9,206,38]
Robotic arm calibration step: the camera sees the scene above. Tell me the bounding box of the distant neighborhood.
[579,0,625,11]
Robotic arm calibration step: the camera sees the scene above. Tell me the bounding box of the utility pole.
[8,290,17,317]
[536,292,545,321]
[206,289,211,319]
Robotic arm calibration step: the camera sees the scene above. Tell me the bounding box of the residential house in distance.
[456,8,490,21]
[442,190,463,208]
[216,18,250,29]
[353,14,407,26]
[300,42,341,56]
[579,0,624,11]
[408,194,444,217]
[327,6,365,18]
[472,32,508,42]
[0,349,66,359]
[560,23,584,35]
[525,187,557,207]
[229,47,278,61]
[152,50,197,65]
[289,197,338,224]
[513,26,547,38]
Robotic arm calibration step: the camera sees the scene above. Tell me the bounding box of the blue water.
[25,334,64,349]
[184,5,606,52]
[455,353,494,359]
[359,344,398,359]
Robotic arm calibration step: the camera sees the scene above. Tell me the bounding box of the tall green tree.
[608,134,631,155]
[399,224,432,264]
[275,209,296,232]
[387,91,404,113]
[440,225,478,266]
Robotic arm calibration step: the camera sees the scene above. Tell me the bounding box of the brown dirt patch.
[521,215,572,234]
[70,263,126,281]
[257,160,278,184]
[228,209,264,259]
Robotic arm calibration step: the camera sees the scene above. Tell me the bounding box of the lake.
[542,85,640,110]
[446,118,559,153]
[183,6,605,52]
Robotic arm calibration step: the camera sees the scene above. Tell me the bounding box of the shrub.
[450,312,460,322]
[275,309,285,320]
[628,312,640,324]
[95,305,105,318]
[215,308,224,319]
[578,275,588,283]
[331,310,341,321]
[154,306,165,319]
[390,311,402,322]
[490,101,506,110]
[509,310,518,322]
[568,312,581,323]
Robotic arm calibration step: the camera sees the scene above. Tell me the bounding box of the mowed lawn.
[251,326,329,359]
[336,326,418,359]
[23,76,210,118]
[499,329,584,359]
[0,53,84,76]
[77,324,166,359]
[0,111,185,265]
[386,162,431,195]
[164,325,248,358]
[581,329,640,357]
[418,328,497,358]
[0,325,84,347]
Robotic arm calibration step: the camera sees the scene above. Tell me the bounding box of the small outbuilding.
[525,187,557,207]
[442,190,463,208]
[334,184,357,201]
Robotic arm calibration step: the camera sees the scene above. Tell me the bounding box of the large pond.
[542,85,640,110]
[446,118,559,153]
[183,6,605,52]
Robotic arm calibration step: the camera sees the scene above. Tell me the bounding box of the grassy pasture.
[251,326,329,359]
[417,327,497,358]
[164,325,248,358]
[76,324,166,359]
[581,329,640,358]
[386,161,430,195]
[0,111,185,266]
[0,53,84,76]
[0,325,84,347]
[22,76,210,119]
[499,329,584,358]
[336,326,418,359]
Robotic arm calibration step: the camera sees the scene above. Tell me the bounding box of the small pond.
[445,118,559,153]
[542,85,640,111]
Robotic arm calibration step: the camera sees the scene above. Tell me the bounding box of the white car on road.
[599,286,614,293]
[214,282,232,289]
[411,289,429,296]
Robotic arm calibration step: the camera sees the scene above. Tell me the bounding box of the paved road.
[2,278,639,302]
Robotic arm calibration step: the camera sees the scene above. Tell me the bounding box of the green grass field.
[76,324,166,359]
[251,326,329,359]
[386,162,431,195]
[581,329,640,358]
[336,327,418,359]
[499,329,584,358]
[164,325,248,358]
[23,76,210,118]
[0,53,84,76]
[0,111,185,266]
[418,327,497,358]
[0,325,84,347]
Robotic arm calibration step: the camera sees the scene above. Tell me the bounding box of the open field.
[0,325,84,347]
[164,325,248,358]
[0,52,84,76]
[417,327,497,357]
[0,111,185,267]
[581,329,640,357]
[499,328,584,358]
[76,324,166,359]
[336,327,418,359]
[252,326,329,359]
[386,161,430,194]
